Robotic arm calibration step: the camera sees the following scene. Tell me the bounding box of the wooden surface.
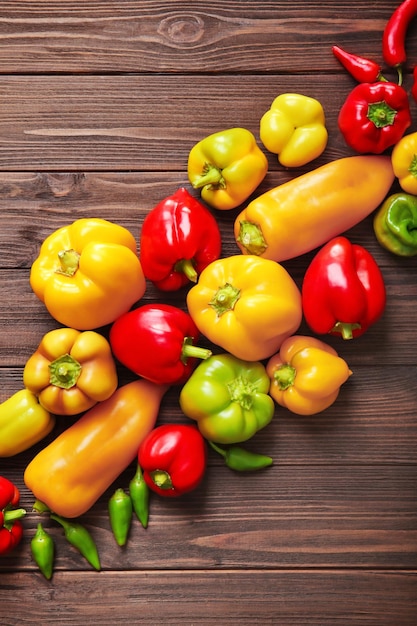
[0,2,416,624]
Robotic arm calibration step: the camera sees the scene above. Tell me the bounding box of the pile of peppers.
[2,0,417,580]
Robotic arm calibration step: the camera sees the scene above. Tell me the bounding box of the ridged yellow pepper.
[23,328,118,416]
[260,93,328,167]
[266,335,352,416]
[187,128,268,210]
[0,389,55,457]
[24,380,169,518]
[391,131,417,194]
[186,255,302,361]
[234,156,395,262]
[30,218,146,330]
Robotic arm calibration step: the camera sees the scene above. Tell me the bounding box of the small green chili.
[209,441,273,472]
[31,523,55,580]
[129,464,150,528]
[108,488,133,547]
[50,513,101,571]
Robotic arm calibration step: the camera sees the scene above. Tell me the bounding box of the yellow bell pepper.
[24,379,169,518]
[187,127,268,210]
[391,131,417,194]
[260,93,328,167]
[0,389,55,457]
[30,218,146,330]
[266,335,352,416]
[186,255,302,361]
[23,328,118,416]
[234,155,395,262]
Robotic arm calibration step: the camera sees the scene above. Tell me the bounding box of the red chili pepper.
[382,0,417,70]
[332,45,383,83]
[412,65,417,103]
[109,303,212,385]
[138,424,207,497]
[139,187,222,291]
[338,81,411,154]
[301,236,386,340]
[0,476,26,555]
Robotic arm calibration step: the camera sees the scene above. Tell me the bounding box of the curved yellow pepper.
[24,380,169,518]
[187,127,268,210]
[260,93,328,167]
[23,328,118,416]
[0,389,55,457]
[186,255,302,362]
[391,131,417,194]
[266,335,352,416]
[30,218,146,330]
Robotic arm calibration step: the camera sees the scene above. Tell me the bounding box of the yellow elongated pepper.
[30,218,146,330]
[0,389,55,457]
[266,335,352,415]
[23,328,118,415]
[260,93,328,167]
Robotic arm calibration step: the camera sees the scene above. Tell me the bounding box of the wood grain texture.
[0,2,416,624]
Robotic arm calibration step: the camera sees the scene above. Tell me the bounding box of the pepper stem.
[181,337,212,364]
[56,249,81,276]
[236,220,268,255]
[274,363,296,390]
[209,282,241,317]
[150,470,174,490]
[191,162,226,190]
[49,353,82,389]
[3,508,26,524]
[331,321,361,340]
[367,100,397,129]
[174,258,198,283]
[227,375,256,411]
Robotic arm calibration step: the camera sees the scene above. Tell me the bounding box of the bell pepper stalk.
[110,303,212,385]
[302,236,386,340]
[23,327,118,416]
[266,335,352,415]
[0,388,55,457]
[0,476,26,555]
[373,192,417,257]
[179,353,275,444]
[208,441,273,472]
[338,81,411,154]
[187,127,268,210]
[382,0,417,83]
[391,130,417,195]
[332,45,386,83]
[139,187,222,291]
[138,424,207,498]
[186,255,302,362]
[259,93,328,167]
[30,218,146,330]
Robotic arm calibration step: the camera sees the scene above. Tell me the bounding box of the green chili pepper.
[108,488,133,546]
[373,192,417,257]
[50,513,101,571]
[129,464,150,529]
[31,523,55,580]
[209,441,273,472]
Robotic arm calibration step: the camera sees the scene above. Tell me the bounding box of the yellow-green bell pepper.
[373,192,417,257]
[260,93,328,167]
[187,128,268,210]
[0,389,55,457]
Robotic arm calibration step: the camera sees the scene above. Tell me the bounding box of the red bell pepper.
[138,424,207,497]
[301,236,386,340]
[109,303,212,385]
[338,81,411,154]
[139,187,222,291]
[0,476,26,555]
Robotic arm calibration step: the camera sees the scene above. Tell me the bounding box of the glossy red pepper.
[138,424,207,497]
[0,476,26,555]
[338,81,411,154]
[383,0,417,71]
[109,303,212,385]
[139,187,222,291]
[412,65,417,103]
[301,236,386,340]
[332,45,384,83]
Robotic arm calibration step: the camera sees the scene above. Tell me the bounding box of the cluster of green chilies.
[2,0,417,580]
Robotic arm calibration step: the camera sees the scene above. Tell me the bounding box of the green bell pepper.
[373,192,417,257]
[179,353,275,444]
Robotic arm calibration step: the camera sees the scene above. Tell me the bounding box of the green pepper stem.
[33,499,51,514]
[209,282,241,316]
[174,258,198,283]
[49,353,82,389]
[181,337,212,363]
[150,470,173,490]
[273,363,296,390]
[367,100,397,129]
[191,162,225,190]
[3,508,26,523]
[56,249,81,276]
[331,321,361,340]
[236,220,268,256]
[208,440,227,460]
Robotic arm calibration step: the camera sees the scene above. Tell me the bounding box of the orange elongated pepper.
[234,156,395,262]
[266,335,352,415]
[24,380,168,518]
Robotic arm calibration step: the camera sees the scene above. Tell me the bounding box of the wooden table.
[1,2,416,624]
